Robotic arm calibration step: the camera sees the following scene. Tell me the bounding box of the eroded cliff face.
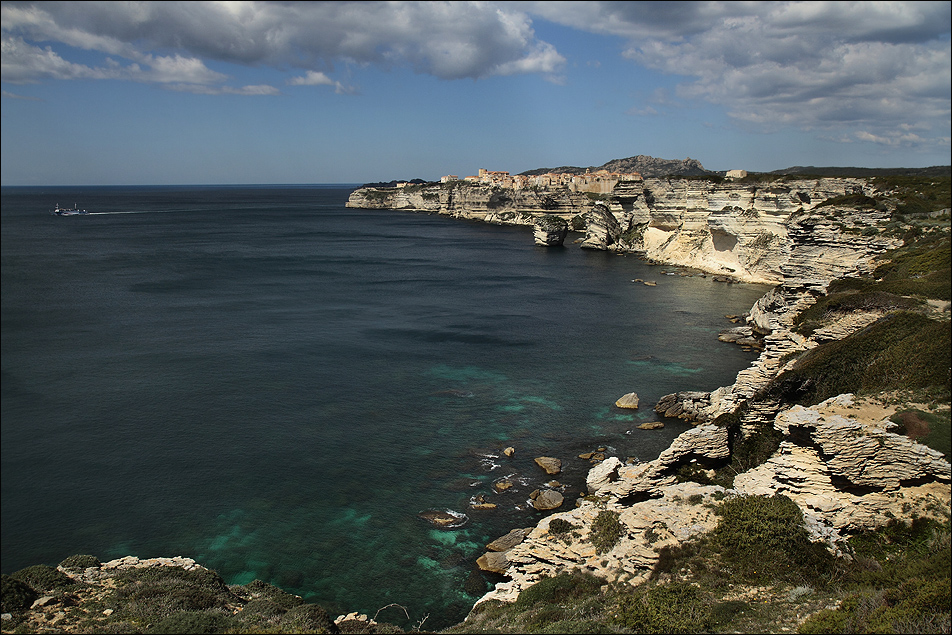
[346,177,899,287]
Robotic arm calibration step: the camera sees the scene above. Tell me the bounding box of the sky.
[1,1,950,186]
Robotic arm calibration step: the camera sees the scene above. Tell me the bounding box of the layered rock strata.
[347,177,896,286]
[476,394,950,606]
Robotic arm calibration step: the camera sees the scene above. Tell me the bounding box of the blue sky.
[2,1,950,185]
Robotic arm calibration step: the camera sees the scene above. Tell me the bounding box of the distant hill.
[519,155,951,180]
[520,155,710,178]
[767,165,951,178]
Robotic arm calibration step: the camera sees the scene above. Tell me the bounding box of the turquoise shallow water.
[1,185,771,629]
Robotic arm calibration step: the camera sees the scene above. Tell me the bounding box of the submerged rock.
[418,509,468,528]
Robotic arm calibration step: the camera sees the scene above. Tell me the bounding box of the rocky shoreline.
[4,175,949,633]
[342,174,949,618]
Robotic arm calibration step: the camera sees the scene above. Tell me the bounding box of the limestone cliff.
[346,177,901,287]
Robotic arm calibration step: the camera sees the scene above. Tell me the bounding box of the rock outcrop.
[733,395,951,535]
[476,395,951,606]
[532,214,569,246]
[347,177,900,286]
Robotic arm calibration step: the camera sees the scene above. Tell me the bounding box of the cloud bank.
[527,1,950,148]
[2,1,949,148]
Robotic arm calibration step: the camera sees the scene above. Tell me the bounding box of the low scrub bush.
[613,582,713,634]
[1,574,38,613]
[710,494,834,583]
[109,566,238,624]
[770,311,951,406]
[514,570,605,610]
[59,554,101,570]
[548,518,576,534]
[145,610,233,634]
[278,603,338,633]
[9,564,76,593]
[590,510,625,555]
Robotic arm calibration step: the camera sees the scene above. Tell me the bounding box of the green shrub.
[590,510,625,555]
[548,518,576,534]
[9,564,76,593]
[614,582,713,634]
[710,495,834,583]
[815,193,883,209]
[536,214,567,231]
[798,607,848,633]
[514,570,605,609]
[1,574,38,613]
[146,610,233,634]
[58,554,101,570]
[278,603,339,633]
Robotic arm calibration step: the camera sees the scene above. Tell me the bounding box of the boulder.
[532,490,564,511]
[486,528,531,552]
[615,392,640,409]
[534,457,562,475]
[637,421,664,430]
[476,551,509,574]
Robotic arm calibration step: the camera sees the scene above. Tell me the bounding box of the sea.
[1,185,771,629]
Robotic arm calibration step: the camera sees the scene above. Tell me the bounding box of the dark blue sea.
[1,185,771,629]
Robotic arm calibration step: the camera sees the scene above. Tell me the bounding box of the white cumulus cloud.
[522,1,951,149]
[1,0,567,93]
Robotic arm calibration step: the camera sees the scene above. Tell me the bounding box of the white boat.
[51,203,89,216]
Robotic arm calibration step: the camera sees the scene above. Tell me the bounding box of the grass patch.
[793,291,925,337]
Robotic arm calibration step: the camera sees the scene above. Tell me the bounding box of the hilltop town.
[437,168,649,195]
[386,166,749,195]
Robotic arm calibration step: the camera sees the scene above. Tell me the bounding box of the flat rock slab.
[486,528,531,552]
[532,490,564,511]
[476,551,509,574]
[615,392,640,409]
[534,456,562,475]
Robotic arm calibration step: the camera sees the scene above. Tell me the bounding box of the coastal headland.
[3,161,950,634]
